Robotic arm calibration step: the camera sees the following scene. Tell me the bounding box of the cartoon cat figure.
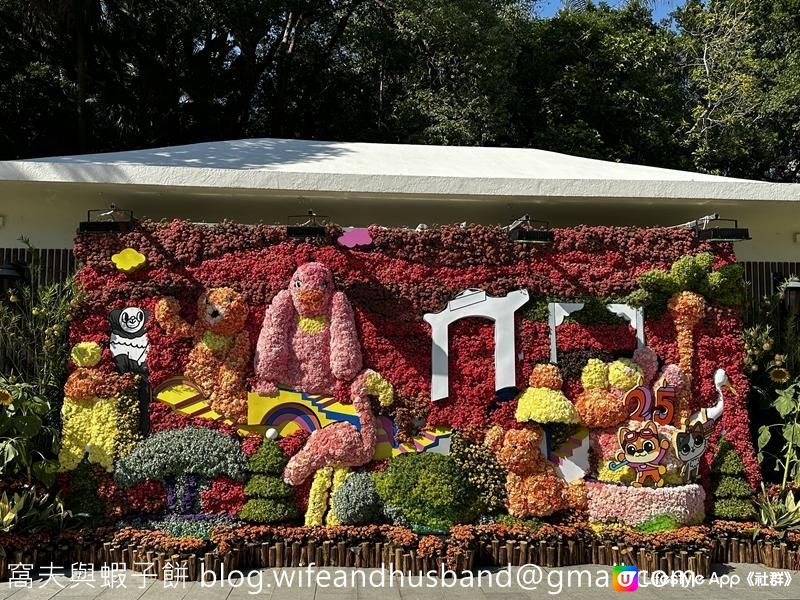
[672,421,709,481]
[616,420,670,488]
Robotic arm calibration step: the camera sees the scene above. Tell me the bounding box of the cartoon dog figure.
[109,306,150,375]
[615,420,670,487]
[672,421,709,481]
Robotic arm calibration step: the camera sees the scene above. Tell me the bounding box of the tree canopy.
[0,0,798,182]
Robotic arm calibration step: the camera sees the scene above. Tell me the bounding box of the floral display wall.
[60,219,757,534]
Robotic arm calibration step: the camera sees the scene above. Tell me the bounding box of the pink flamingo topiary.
[283,370,393,487]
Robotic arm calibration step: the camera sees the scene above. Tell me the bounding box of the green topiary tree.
[374,452,477,532]
[239,439,298,523]
[711,436,755,520]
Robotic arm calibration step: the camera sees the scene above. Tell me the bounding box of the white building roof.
[0,137,798,202]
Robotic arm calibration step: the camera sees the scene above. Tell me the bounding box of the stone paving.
[1,564,798,600]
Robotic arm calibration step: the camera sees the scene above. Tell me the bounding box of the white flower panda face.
[109,306,151,374]
[118,307,147,335]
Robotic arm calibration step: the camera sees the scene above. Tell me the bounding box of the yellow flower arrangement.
[325,467,351,526]
[607,359,643,392]
[515,387,579,424]
[305,466,334,527]
[298,315,329,334]
[59,396,119,471]
[364,371,394,407]
[70,342,102,368]
[581,359,609,390]
[0,388,12,407]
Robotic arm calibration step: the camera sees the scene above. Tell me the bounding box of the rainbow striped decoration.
[547,426,591,483]
[153,377,451,458]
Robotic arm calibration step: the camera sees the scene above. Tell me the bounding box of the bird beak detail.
[725,381,738,395]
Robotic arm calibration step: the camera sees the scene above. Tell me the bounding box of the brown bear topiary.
[155,287,250,422]
[484,425,568,518]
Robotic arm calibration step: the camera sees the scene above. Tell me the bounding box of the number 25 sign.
[625,386,676,425]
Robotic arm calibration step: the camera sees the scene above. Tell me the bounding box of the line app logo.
[612,565,639,592]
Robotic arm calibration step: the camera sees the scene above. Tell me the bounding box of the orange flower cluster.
[113,527,207,553]
[209,523,418,554]
[417,535,445,558]
[63,368,136,401]
[528,364,563,390]
[485,425,567,518]
[667,291,707,423]
[574,387,628,428]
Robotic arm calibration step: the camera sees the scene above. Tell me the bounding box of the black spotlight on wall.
[79,205,135,233]
[505,214,554,244]
[693,215,751,242]
[0,261,26,298]
[286,210,328,239]
[784,279,800,317]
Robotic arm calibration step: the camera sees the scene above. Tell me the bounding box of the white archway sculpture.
[424,288,530,401]
[548,302,645,363]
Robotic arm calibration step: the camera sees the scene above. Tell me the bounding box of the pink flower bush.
[633,347,659,388]
[586,482,706,526]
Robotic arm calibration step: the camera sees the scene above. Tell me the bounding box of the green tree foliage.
[374,452,477,531]
[513,2,689,167]
[677,0,800,181]
[1,0,799,181]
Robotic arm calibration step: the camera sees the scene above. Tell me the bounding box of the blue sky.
[535,0,684,22]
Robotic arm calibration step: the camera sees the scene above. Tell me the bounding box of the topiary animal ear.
[618,427,630,448]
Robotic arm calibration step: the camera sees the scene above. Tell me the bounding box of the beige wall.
[0,181,798,262]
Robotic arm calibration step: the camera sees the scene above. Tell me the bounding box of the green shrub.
[450,432,506,513]
[66,461,107,526]
[713,475,753,499]
[670,253,711,292]
[713,498,756,520]
[244,475,293,499]
[708,263,744,306]
[712,438,749,475]
[330,472,383,525]
[638,269,679,295]
[114,428,247,487]
[635,514,680,533]
[141,515,235,539]
[374,453,477,531]
[239,499,297,523]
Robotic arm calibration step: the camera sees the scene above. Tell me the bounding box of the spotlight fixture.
[784,279,800,317]
[505,214,554,244]
[694,216,751,242]
[286,210,328,239]
[0,261,26,297]
[79,205,135,233]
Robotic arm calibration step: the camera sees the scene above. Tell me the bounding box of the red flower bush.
[200,476,246,516]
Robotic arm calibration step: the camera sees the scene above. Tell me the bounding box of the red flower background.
[70,220,757,485]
